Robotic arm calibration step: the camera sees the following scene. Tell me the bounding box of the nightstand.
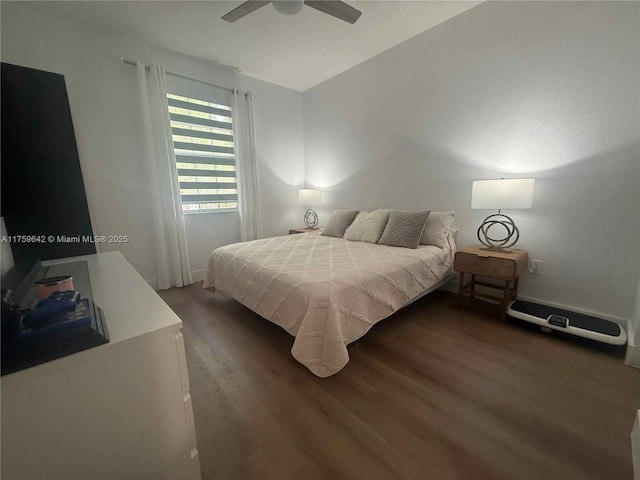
[289,228,318,234]
[454,245,528,321]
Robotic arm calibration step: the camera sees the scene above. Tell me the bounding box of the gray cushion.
[378,211,431,249]
[420,211,456,248]
[321,209,360,238]
[343,209,391,244]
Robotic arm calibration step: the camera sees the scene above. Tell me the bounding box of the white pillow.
[420,211,455,248]
[343,209,391,244]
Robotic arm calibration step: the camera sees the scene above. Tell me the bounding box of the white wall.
[1,2,305,286]
[303,1,640,322]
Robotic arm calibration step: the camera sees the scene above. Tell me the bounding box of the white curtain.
[232,90,263,242]
[136,61,193,289]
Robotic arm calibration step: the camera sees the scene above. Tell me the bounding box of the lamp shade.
[298,188,322,206]
[471,179,535,210]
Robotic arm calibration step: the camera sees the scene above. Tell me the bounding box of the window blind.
[166,87,237,213]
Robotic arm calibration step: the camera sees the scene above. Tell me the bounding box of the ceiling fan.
[222,0,362,24]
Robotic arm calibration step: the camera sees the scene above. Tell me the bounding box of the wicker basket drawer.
[454,246,528,280]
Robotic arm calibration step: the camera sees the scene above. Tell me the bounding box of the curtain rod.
[121,57,236,94]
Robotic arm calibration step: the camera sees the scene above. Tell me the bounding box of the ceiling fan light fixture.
[272,0,304,15]
[222,0,362,24]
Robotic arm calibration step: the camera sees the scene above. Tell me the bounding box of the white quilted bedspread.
[203,231,455,377]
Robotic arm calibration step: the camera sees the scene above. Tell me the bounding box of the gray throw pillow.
[321,209,360,238]
[343,209,392,244]
[378,211,431,249]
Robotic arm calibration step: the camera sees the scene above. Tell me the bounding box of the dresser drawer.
[454,247,527,280]
[175,332,190,395]
[183,393,198,451]
[190,448,202,480]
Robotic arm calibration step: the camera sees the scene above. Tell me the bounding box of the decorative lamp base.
[304,207,318,229]
[477,213,520,250]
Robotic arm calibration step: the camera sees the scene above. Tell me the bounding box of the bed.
[203,230,456,377]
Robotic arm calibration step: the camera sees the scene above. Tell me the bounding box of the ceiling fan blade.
[222,1,271,23]
[304,0,362,24]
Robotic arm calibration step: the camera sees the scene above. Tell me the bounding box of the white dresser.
[1,252,201,480]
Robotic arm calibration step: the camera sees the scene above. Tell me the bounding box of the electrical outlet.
[528,260,544,275]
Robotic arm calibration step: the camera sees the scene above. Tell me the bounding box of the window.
[166,75,237,213]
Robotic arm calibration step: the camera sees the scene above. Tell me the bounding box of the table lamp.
[471,178,535,251]
[297,188,322,229]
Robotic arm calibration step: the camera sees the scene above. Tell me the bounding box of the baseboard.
[626,343,640,369]
[191,268,206,283]
[442,276,628,325]
[145,269,205,291]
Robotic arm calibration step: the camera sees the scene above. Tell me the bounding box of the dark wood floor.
[159,284,639,480]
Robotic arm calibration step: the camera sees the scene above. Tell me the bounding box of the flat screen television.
[1,64,108,373]
[1,62,96,290]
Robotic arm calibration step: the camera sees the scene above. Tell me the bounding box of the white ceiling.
[37,1,481,91]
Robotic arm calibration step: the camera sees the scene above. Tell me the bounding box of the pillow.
[378,210,430,249]
[343,209,391,244]
[321,209,360,238]
[420,211,455,248]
